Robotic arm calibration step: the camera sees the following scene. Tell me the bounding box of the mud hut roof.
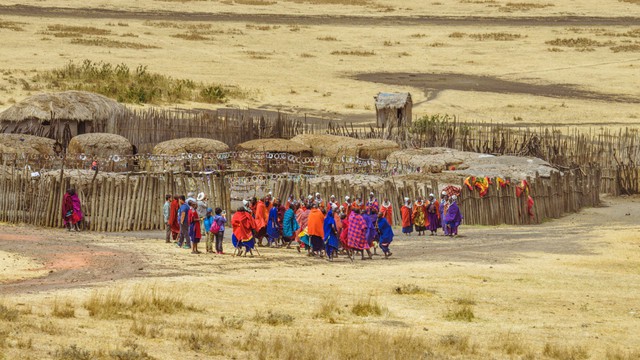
[236,139,312,154]
[374,92,411,110]
[354,139,400,160]
[0,91,129,124]
[153,138,230,155]
[0,134,57,156]
[67,133,133,157]
[290,134,360,158]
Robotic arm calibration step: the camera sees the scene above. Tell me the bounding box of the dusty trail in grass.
[1,4,639,27]
[0,230,145,294]
[354,72,640,104]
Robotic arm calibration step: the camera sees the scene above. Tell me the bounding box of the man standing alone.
[163,194,172,243]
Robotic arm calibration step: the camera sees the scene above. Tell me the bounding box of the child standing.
[203,208,215,253]
[212,208,227,254]
[188,201,202,254]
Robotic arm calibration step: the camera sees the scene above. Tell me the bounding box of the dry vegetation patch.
[44,24,111,37]
[619,0,640,4]
[33,59,241,104]
[331,50,376,56]
[351,297,384,317]
[0,19,25,32]
[610,44,640,52]
[317,36,338,41]
[545,37,614,51]
[70,37,159,49]
[543,342,589,360]
[252,310,295,326]
[469,32,524,41]
[83,286,195,319]
[499,2,554,12]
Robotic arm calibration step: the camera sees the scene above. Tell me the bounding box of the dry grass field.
[0,0,638,124]
[1,196,640,359]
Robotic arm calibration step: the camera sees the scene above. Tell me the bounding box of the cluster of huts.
[0,90,415,172]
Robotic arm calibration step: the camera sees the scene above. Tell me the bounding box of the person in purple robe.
[363,208,379,255]
[444,195,463,236]
[439,192,449,236]
[62,188,83,231]
[426,193,439,236]
[266,199,281,247]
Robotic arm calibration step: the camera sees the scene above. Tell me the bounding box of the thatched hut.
[0,133,57,156]
[290,134,399,160]
[67,133,134,157]
[0,91,130,148]
[235,138,312,173]
[374,92,412,129]
[151,138,230,172]
[236,138,312,156]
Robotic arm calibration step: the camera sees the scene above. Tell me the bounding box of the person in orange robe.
[380,198,393,226]
[254,198,268,246]
[401,197,413,235]
[307,203,325,256]
[231,205,257,256]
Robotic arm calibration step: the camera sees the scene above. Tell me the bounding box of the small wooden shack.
[0,91,131,149]
[374,92,412,130]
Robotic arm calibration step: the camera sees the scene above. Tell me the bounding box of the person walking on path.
[376,211,394,258]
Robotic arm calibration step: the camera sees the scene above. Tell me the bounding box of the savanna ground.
[0,0,639,124]
[1,195,639,359]
[1,1,640,359]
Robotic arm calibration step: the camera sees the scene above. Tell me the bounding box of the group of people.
[164,192,227,254]
[162,189,462,259]
[229,192,395,260]
[400,192,463,237]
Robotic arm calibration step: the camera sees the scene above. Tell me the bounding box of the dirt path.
[1,4,639,27]
[354,72,640,104]
[0,229,145,294]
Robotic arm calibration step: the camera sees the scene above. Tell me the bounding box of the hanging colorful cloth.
[527,195,535,218]
[515,179,530,198]
[464,176,475,191]
[496,177,509,189]
[474,177,490,197]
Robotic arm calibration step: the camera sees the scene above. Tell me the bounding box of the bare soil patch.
[354,72,640,104]
[1,4,640,27]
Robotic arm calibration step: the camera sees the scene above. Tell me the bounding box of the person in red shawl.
[62,188,81,231]
[401,197,413,235]
[379,197,393,226]
[347,208,372,260]
[253,197,268,246]
[231,204,257,257]
[168,194,181,241]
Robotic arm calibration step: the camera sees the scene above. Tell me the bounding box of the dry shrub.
[52,298,75,318]
[545,37,609,47]
[449,32,466,38]
[130,319,164,338]
[610,44,640,52]
[331,50,375,56]
[493,332,528,356]
[220,315,244,330]
[453,297,476,306]
[543,342,589,360]
[234,0,277,4]
[70,37,159,49]
[121,33,138,37]
[606,347,640,360]
[351,298,384,317]
[469,32,523,41]
[619,0,640,4]
[499,2,553,12]
[246,24,280,31]
[394,283,428,295]
[300,53,316,58]
[429,42,446,47]
[248,328,429,359]
[38,321,62,335]
[84,286,193,319]
[178,324,223,355]
[439,334,476,354]
[444,304,475,322]
[253,310,294,326]
[313,296,341,322]
[0,19,25,31]
[171,32,211,41]
[410,33,427,38]
[284,0,371,5]
[46,24,111,36]
[0,304,19,322]
[54,344,93,360]
[317,36,337,41]
[460,0,496,3]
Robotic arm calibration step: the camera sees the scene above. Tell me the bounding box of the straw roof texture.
[375,92,411,110]
[0,91,129,124]
[67,133,133,157]
[290,134,359,158]
[354,139,400,160]
[153,138,230,155]
[236,138,312,154]
[0,134,57,156]
[290,134,399,160]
